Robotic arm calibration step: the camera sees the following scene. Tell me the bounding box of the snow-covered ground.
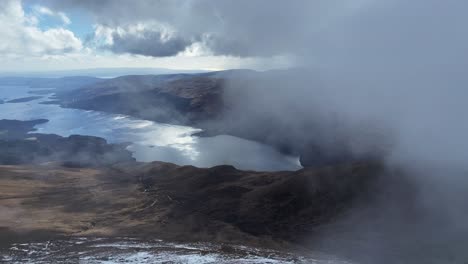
[1,237,353,264]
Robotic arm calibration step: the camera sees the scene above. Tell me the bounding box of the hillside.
[54,73,225,124]
[0,161,380,248]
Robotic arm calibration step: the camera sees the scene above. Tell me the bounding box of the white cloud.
[0,49,293,73]
[0,0,81,57]
[36,6,54,16]
[57,11,71,25]
[34,5,71,25]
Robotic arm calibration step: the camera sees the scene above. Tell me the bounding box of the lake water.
[0,85,302,171]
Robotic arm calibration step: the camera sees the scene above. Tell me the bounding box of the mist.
[299,1,468,262]
[232,1,468,262]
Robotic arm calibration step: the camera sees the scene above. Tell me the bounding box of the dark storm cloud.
[109,30,192,57]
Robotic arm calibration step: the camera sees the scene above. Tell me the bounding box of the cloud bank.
[44,0,361,58]
[0,0,81,57]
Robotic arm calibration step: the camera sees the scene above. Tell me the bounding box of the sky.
[2,0,467,75]
[0,0,389,73]
[0,0,299,72]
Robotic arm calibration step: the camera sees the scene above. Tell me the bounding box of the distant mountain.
[0,76,102,90]
[54,72,229,124]
[0,68,208,78]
